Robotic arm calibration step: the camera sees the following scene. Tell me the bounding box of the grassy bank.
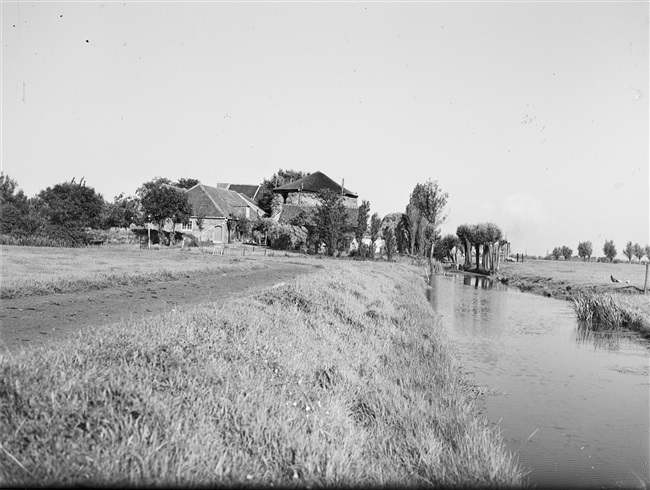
[498,260,650,337]
[0,261,525,487]
[0,244,295,299]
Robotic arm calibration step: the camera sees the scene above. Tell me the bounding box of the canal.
[427,273,649,488]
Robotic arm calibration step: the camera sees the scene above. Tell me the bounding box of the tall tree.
[356,200,370,243]
[407,180,448,258]
[623,241,634,263]
[370,213,382,256]
[603,240,617,262]
[395,213,410,254]
[404,203,421,255]
[632,243,645,261]
[577,241,593,261]
[383,226,397,261]
[315,189,347,256]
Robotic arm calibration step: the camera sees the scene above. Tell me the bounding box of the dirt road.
[1,261,316,353]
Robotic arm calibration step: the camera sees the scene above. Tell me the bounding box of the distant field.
[499,259,648,292]
[0,244,308,298]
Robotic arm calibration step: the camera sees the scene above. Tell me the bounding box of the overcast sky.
[2,1,648,257]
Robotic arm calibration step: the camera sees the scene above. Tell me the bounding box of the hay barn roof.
[272,171,357,198]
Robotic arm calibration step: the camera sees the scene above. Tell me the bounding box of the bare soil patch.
[1,261,316,353]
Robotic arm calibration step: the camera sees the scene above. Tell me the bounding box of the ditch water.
[427,273,649,488]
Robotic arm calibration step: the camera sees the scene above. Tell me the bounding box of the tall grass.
[572,291,649,335]
[0,261,525,487]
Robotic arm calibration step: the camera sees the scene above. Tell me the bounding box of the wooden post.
[644,263,649,294]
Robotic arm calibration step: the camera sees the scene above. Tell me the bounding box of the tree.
[435,234,461,263]
[369,213,382,258]
[404,203,421,255]
[623,241,636,263]
[470,223,488,269]
[395,213,410,254]
[645,245,650,260]
[632,243,644,262]
[355,200,370,258]
[174,178,200,190]
[561,245,573,261]
[258,169,309,215]
[315,189,347,256]
[138,180,192,245]
[38,178,105,229]
[456,224,474,269]
[407,180,448,259]
[103,193,142,229]
[383,226,396,261]
[577,241,593,261]
[481,223,503,270]
[0,173,33,235]
[551,247,562,260]
[603,240,617,262]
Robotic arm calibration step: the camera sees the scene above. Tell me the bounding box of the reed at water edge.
[572,290,649,334]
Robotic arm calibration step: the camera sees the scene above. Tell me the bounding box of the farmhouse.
[173,183,266,244]
[271,171,358,224]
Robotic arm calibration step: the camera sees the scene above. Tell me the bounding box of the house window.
[181,220,194,231]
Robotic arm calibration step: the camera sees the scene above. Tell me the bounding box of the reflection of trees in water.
[462,275,509,292]
[463,275,493,289]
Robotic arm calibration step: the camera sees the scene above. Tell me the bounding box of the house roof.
[227,184,262,201]
[272,171,357,198]
[187,184,265,219]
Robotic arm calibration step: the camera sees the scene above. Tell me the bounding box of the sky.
[2,1,648,258]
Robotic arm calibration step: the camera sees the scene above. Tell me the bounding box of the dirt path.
[1,261,316,353]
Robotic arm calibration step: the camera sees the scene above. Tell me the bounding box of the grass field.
[498,259,650,336]
[0,244,301,299]
[0,258,525,487]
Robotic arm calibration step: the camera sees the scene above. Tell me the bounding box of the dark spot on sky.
[86,40,89,43]
[60,14,63,17]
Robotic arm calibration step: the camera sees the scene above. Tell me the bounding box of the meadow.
[498,259,650,336]
[0,244,291,299]
[0,252,525,487]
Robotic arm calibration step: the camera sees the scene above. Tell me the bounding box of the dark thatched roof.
[272,171,357,198]
[220,184,262,201]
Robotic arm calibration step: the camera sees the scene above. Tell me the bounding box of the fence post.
[644,263,649,294]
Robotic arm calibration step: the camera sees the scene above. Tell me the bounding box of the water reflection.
[428,272,650,488]
[461,274,507,291]
[575,323,625,351]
